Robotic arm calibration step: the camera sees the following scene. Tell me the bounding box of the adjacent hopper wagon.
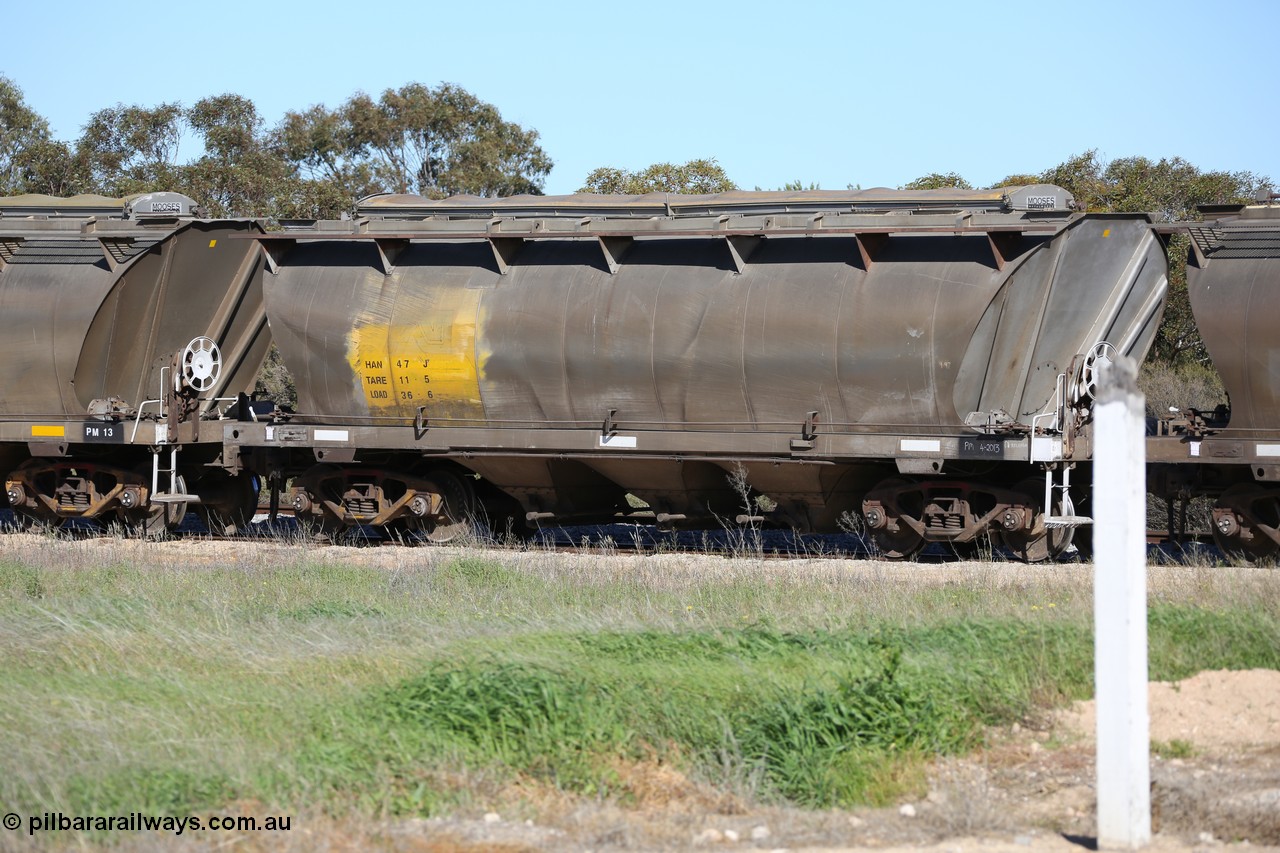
[0,192,271,533]
[1149,198,1280,559]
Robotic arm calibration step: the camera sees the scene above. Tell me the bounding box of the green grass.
[1151,738,1197,760]
[0,541,1276,833]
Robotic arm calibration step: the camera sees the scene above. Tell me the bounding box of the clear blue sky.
[3,0,1277,195]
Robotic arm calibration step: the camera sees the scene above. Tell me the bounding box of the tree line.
[1,76,1270,369]
[1,79,553,218]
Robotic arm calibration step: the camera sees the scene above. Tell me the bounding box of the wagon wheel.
[124,474,187,539]
[300,515,349,544]
[1000,477,1074,563]
[5,476,54,532]
[863,477,925,561]
[471,486,533,544]
[403,471,476,544]
[1211,484,1280,563]
[287,464,350,543]
[195,470,260,536]
[870,525,926,561]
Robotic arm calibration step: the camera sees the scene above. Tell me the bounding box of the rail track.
[0,507,1228,563]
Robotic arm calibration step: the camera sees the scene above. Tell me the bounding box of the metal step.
[1046,515,1093,528]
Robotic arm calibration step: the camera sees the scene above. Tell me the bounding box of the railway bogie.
[286,463,475,539]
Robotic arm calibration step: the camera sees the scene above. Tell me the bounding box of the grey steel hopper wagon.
[234,184,1168,558]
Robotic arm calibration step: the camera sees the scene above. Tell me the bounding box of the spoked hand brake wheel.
[1073,341,1118,405]
[180,336,222,393]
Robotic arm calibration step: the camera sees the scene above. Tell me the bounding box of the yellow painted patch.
[208,239,217,248]
[31,425,65,438]
[1102,229,1111,238]
[347,286,485,420]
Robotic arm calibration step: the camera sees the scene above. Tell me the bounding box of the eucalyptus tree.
[183,94,346,219]
[578,158,736,194]
[0,76,85,196]
[276,82,553,203]
[76,101,186,196]
[900,171,973,190]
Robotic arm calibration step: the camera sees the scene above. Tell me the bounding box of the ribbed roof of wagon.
[0,191,205,221]
[357,184,1075,219]
[1184,203,1280,259]
[0,193,135,218]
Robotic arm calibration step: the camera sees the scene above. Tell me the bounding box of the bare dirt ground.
[6,535,1278,851]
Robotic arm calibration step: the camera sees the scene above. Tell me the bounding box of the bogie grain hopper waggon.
[0,192,272,535]
[1149,196,1280,560]
[232,184,1168,559]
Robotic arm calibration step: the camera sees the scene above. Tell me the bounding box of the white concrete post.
[1092,354,1151,849]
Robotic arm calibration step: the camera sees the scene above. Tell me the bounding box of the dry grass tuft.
[605,756,743,815]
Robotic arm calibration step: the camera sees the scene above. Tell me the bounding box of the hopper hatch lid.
[124,192,203,220]
[1004,185,1077,213]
